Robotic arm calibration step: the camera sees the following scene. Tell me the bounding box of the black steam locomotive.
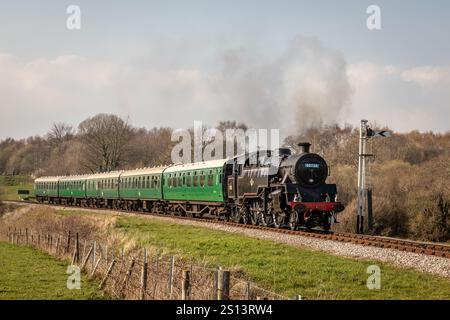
[225,143,344,231]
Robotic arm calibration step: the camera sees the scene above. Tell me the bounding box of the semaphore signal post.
[357,120,392,234]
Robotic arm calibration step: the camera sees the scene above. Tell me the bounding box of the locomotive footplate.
[289,201,344,213]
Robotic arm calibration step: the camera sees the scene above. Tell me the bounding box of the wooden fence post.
[92,241,97,268]
[120,258,136,298]
[81,239,87,262]
[246,281,251,300]
[217,270,230,300]
[140,249,148,300]
[71,238,80,266]
[99,259,116,290]
[75,233,80,263]
[25,228,28,244]
[182,270,190,300]
[66,231,71,253]
[167,256,175,298]
[91,255,102,277]
[81,245,94,270]
[152,255,159,299]
[55,236,60,254]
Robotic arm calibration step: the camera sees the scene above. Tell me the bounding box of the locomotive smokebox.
[297,142,311,153]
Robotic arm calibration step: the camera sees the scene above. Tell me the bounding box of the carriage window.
[200,175,206,187]
[208,175,213,186]
[173,176,177,187]
[178,176,183,186]
[193,175,198,187]
[186,173,191,187]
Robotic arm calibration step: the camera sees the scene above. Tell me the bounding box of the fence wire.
[1,228,292,300]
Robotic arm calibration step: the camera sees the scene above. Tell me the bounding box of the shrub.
[408,193,450,242]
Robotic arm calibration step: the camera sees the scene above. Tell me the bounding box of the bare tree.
[47,123,73,147]
[216,120,248,132]
[78,114,132,172]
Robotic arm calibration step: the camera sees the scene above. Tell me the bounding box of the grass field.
[0,176,34,201]
[58,209,450,300]
[0,242,103,300]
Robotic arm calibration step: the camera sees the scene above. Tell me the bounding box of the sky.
[0,0,449,139]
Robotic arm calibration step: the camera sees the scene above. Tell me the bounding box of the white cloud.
[346,63,450,132]
[401,65,450,88]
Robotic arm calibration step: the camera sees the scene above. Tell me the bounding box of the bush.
[408,193,450,242]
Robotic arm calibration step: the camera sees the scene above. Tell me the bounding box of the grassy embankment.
[0,175,34,201]
[0,242,103,299]
[59,209,450,300]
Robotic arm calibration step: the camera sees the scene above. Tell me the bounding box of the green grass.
[0,175,34,201]
[110,215,450,300]
[0,242,104,300]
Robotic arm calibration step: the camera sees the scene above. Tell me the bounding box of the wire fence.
[1,228,295,300]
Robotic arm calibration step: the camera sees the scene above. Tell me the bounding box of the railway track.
[6,199,450,259]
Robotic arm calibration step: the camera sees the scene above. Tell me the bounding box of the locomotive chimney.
[297,142,311,153]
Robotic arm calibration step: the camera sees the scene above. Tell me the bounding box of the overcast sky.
[1,0,449,139]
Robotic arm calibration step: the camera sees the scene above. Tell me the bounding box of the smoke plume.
[216,35,352,135]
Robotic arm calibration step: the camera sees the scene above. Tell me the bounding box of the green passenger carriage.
[119,167,166,200]
[162,159,226,203]
[35,176,60,202]
[86,171,122,206]
[58,175,88,204]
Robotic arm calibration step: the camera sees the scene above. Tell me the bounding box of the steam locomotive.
[226,142,344,231]
[35,142,343,231]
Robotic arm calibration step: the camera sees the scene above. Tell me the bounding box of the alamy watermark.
[66,5,81,30]
[171,121,280,165]
[66,265,81,290]
[366,265,381,290]
[366,5,381,30]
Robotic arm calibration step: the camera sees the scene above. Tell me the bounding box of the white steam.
[216,36,352,135]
